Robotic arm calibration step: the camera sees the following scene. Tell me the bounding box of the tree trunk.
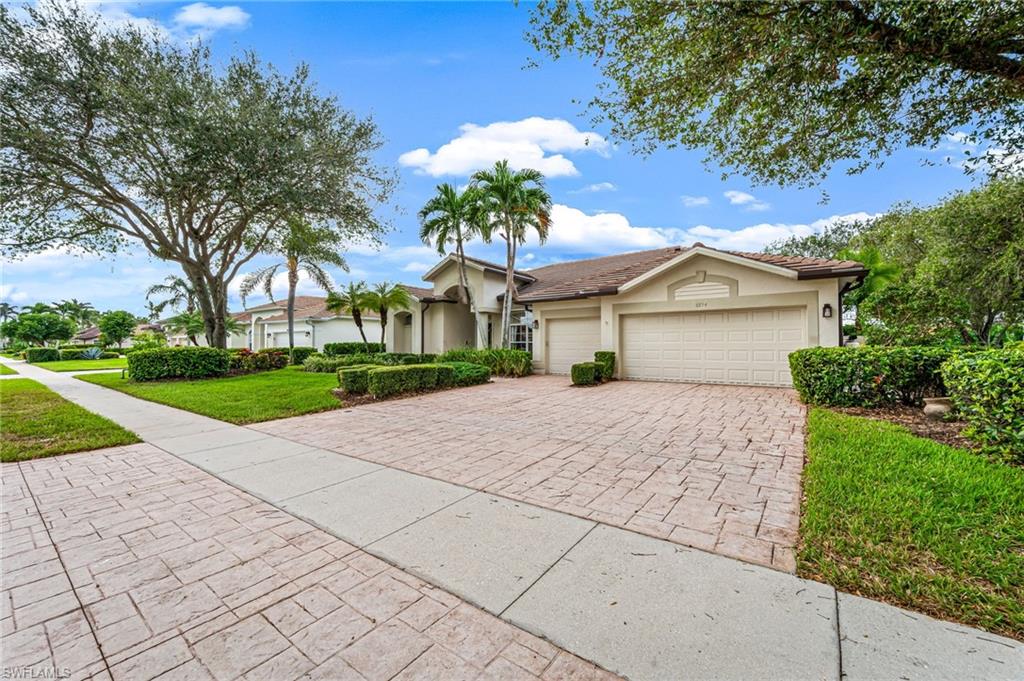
[456,240,470,305]
[354,310,369,349]
[287,260,298,349]
[501,235,514,348]
[379,308,387,347]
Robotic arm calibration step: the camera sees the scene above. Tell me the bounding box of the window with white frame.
[509,310,533,353]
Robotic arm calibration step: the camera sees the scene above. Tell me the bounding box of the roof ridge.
[526,245,687,272]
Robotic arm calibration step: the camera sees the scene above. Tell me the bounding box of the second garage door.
[547,317,601,374]
[620,308,806,386]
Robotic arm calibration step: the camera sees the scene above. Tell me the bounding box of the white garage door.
[547,317,601,374]
[620,308,807,386]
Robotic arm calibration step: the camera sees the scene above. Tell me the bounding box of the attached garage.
[546,317,601,374]
[620,307,806,386]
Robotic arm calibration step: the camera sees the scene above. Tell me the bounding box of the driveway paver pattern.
[255,376,805,571]
[1,443,619,681]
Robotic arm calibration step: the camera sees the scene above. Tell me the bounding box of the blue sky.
[1,1,988,316]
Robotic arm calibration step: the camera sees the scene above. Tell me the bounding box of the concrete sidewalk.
[6,358,1022,681]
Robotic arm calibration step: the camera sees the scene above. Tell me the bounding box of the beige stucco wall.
[531,254,844,375]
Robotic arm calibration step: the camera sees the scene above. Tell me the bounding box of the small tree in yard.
[5,313,75,347]
[325,283,371,350]
[363,283,413,347]
[0,1,394,348]
[98,311,136,349]
[240,219,346,349]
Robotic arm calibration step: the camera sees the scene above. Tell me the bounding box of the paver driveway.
[1,444,618,681]
[256,376,805,571]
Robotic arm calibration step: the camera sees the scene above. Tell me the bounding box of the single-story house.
[168,296,381,351]
[72,322,163,347]
[386,244,867,386]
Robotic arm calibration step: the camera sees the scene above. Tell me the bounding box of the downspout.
[306,320,316,350]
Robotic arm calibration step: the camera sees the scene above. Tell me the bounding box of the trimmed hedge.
[789,346,951,407]
[594,351,615,380]
[942,349,1024,463]
[289,346,317,365]
[26,348,59,363]
[228,348,288,372]
[571,362,599,386]
[339,366,372,394]
[323,342,385,356]
[441,361,491,387]
[127,347,230,381]
[99,351,120,359]
[438,348,533,377]
[367,364,456,398]
[304,355,366,373]
[59,349,84,360]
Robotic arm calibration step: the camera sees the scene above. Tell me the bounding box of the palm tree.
[838,246,901,331]
[52,299,97,329]
[418,184,487,305]
[471,160,552,348]
[363,282,413,347]
[164,312,243,346]
[146,276,198,317]
[239,219,345,349]
[22,302,54,314]
[325,282,371,350]
[0,302,18,323]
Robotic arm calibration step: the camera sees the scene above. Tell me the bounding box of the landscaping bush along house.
[942,348,1024,463]
[339,360,491,397]
[571,361,600,386]
[304,352,437,373]
[366,364,456,398]
[127,347,231,381]
[323,341,385,356]
[789,346,951,407]
[289,346,317,365]
[437,348,532,377]
[594,351,616,380]
[228,348,289,373]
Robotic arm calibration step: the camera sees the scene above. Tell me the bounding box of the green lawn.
[0,379,140,462]
[799,408,1024,641]
[77,366,341,424]
[34,358,128,372]
[0,364,17,375]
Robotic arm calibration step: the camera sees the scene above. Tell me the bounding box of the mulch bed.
[831,404,975,450]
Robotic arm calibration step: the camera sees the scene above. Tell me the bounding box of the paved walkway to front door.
[255,376,805,571]
[4,359,1021,681]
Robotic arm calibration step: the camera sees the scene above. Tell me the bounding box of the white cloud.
[683,212,877,251]
[530,204,683,253]
[399,117,609,178]
[174,3,250,32]
[570,182,617,194]
[724,190,771,211]
[681,195,710,207]
[401,262,432,273]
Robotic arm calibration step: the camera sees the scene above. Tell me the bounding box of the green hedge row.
[367,364,456,398]
[289,346,317,365]
[323,342,385,356]
[57,348,118,360]
[789,347,951,407]
[303,352,438,373]
[228,348,288,373]
[442,361,491,387]
[438,348,532,377]
[25,348,59,363]
[127,347,230,381]
[942,349,1024,463]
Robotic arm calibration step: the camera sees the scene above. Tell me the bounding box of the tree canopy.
[2,313,76,346]
[0,1,394,347]
[527,1,1024,186]
[97,311,137,348]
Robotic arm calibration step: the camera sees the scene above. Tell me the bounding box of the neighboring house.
[71,323,162,347]
[388,244,867,387]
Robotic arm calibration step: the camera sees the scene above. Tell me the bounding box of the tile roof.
[513,244,866,303]
[255,296,379,323]
[401,284,434,300]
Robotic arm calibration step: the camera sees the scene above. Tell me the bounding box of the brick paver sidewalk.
[256,376,804,571]
[1,444,619,681]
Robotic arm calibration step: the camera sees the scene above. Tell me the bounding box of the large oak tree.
[1,1,394,347]
[527,1,1024,186]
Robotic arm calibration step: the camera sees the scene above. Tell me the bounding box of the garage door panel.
[621,307,807,387]
[547,317,601,374]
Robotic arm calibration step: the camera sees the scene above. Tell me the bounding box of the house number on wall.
[694,302,709,308]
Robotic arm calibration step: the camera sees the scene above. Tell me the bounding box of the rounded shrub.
[942,349,1024,463]
[127,347,230,381]
[25,347,59,363]
[339,366,371,394]
[571,361,599,386]
[289,346,317,365]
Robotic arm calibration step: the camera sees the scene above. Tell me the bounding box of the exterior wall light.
[532,319,540,330]
[822,303,833,318]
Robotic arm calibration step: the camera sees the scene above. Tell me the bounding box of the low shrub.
[441,361,491,387]
[571,362,599,386]
[289,346,317,365]
[594,351,615,380]
[367,363,456,398]
[942,349,1024,463]
[305,355,362,373]
[788,346,951,407]
[26,347,59,363]
[438,348,532,377]
[59,349,84,360]
[323,341,385,356]
[229,348,288,372]
[339,366,371,394]
[99,351,120,359]
[127,347,230,381]
[129,331,168,353]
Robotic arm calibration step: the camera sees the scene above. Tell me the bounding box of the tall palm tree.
[0,302,19,323]
[240,219,346,349]
[325,282,371,350]
[471,160,552,348]
[146,276,198,316]
[418,184,487,305]
[363,282,413,347]
[52,299,97,329]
